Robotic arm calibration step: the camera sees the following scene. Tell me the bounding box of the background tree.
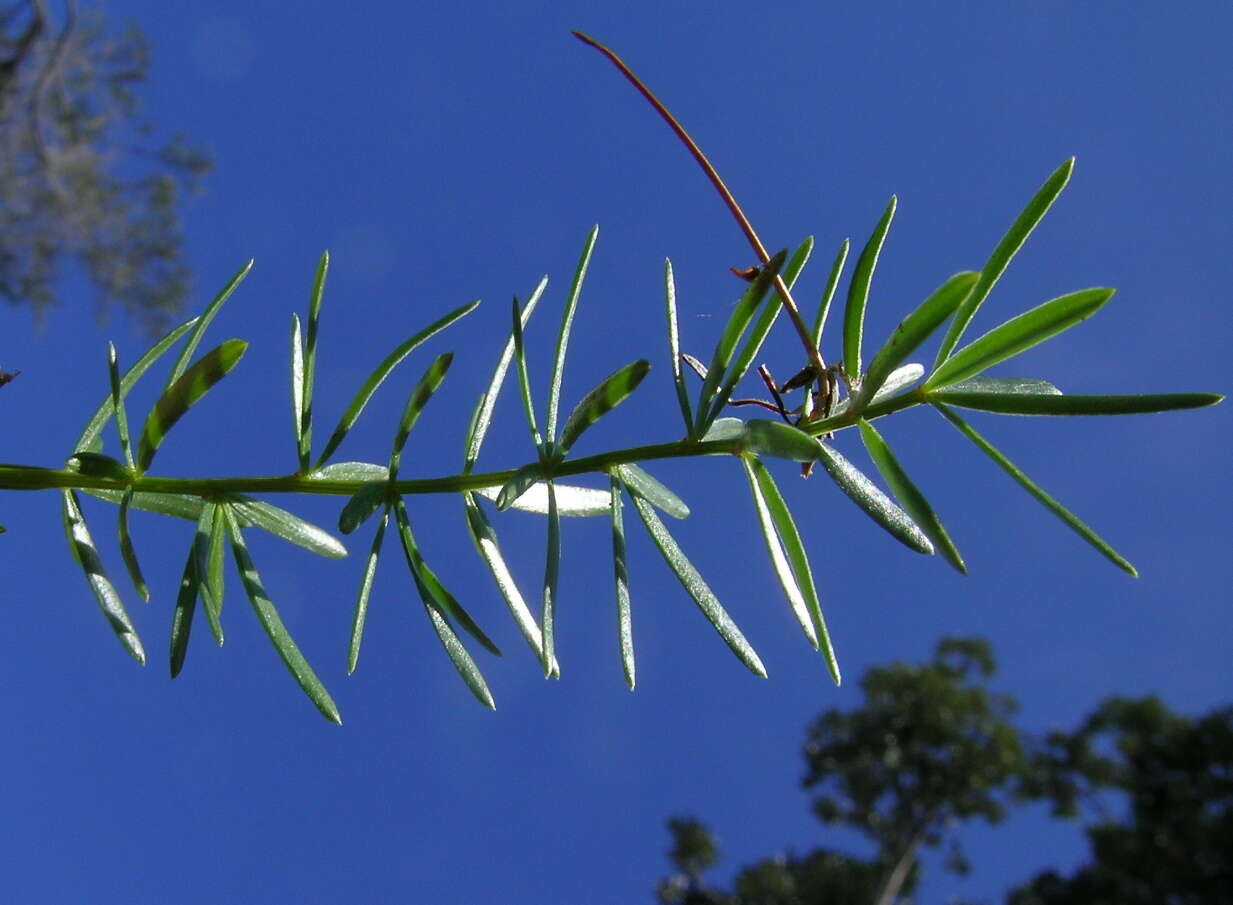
[658,638,1030,905]
[0,0,209,331]
[1009,697,1233,905]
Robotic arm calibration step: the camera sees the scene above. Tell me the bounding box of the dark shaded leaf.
[347,505,389,674]
[557,360,651,455]
[546,225,599,447]
[614,463,690,519]
[388,352,453,482]
[610,475,635,689]
[339,482,389,535]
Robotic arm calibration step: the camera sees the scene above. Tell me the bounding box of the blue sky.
[2,2,1230,902]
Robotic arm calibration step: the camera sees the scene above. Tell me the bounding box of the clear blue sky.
[2,2,1230,902]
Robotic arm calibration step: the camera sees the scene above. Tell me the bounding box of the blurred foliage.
[0,0,210,333]
[656,641,1232,905]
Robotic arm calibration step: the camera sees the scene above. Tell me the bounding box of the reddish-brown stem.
[573,31,827,381]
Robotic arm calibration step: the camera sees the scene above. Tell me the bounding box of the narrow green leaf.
[857,271,980,407]
[701,417,745,442]
[546,226,599,447]
[933,403,1137,576]
[339,482,389,535]
[393,498,500,656]
[308,462,390,482]
[298,251,329,471]
[137,340,248,473]
[819,363,926,424]
[314,300,479,469]
[473,481,609,517]
[388,352,453,482]
[609,475,635,690]
[934,376,1062,396]
[613,463,690,519]
[858,420,966,573]
[814,442,934,555]
[936,158,1075,366]
[742,456,841,683]
[542,481,562,676]
[67,452,132,481]
[107,342,134,470]
[225,496,347,559]
[463,492,550,665]
[511,296,546,455]
[696,250,786,433]
[77,316,198,453]
[742,419,822,463]
[195,502,224,646]
[167,259,253,386]
[709,241,814,426]
[740,458,817,648]
[496,463,545,511]
[624,483,766,678]
[665,259,694,436]
[83,488,204,522]
[926,288,1114,390]
[813,238,850,348]
[347,505,389,674]
[557,360,651,456]
[169,530,202,678]
[222,506,342,723]
[117,490,150,602]
[931,389,1224,416]
[464,279,546,472]
[394,499,496,708]
[843,196,897,380]
[61,490,145,664]
[290,312,305,464]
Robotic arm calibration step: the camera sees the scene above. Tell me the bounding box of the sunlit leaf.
[107,342,135,469]
[298,251,329,471]
[291,312,305,461]
[77,316,198,453]
[624,483,766,678]
[542,481,561,676]
[613,463,690,519]
[347,505,389,674]
[933,403,1137,576]
[314,300,479,469]
[195,502,225,645]
[812,238,850,348]
[926,289,1114,390]
[843,196,897,380]
[665,259,694,436]
[858,420,965,573]
[61,490,145,664]
[936,158,1075,365]
[511,296,546,454]
[495,463,545,511]
[225,496,347,559]
[857,271,979,407]
[742,419,822,463]
[222,505,342,723]
[464,279,546,472]
[546,225,599,448]
[742,456,841,683]
[701,417,745,442]
[814,442,934,555]
[339,482,389,535]
[473,481,609,517]
[137,340,248,473]
[609,475,635,689]
[167,259,252,386]
[557,360,651,456]
[307,462,389,482]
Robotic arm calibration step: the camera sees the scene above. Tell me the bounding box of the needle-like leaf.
[932,388,1224,416]
[169,528,202,678]
[843,196,897,380]
[933,403,1137,576]
[388,352,453,483]
[167,260,252,387]
[308,461,389,482]
[298,251,329,471]
[222,505,342,724]
[117,490,149,602]
[557,360,650,456]
[77,316,198,453]
[609,475,635,689]
[474,481,609,517]
[935,158,1075,366]
[542,481,561,676]
[812,238,850,348]
[347,505,389,674]
[338,482,389,535]
[225,496,347,559]
[511,296,546,455]
[107,342,134,470]
[464,278,547,472]
[742,419,823,463]
[741,456,840,683]
[290,312,305,462]
[394,499,496,708]
[196,502,225,645]
[314,300,479,469]
[61,490,145,664]
[858,419,966,573]
[624,481,766,678]
[926,288,1114,390]
[83,488,205,521]
[137,340,248,473]
[665,259,694,436]
[857,271,980,408]
[613,463,689,519]
[463,492,550,666]
[814,442,934,555]
[546,225,599,450]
